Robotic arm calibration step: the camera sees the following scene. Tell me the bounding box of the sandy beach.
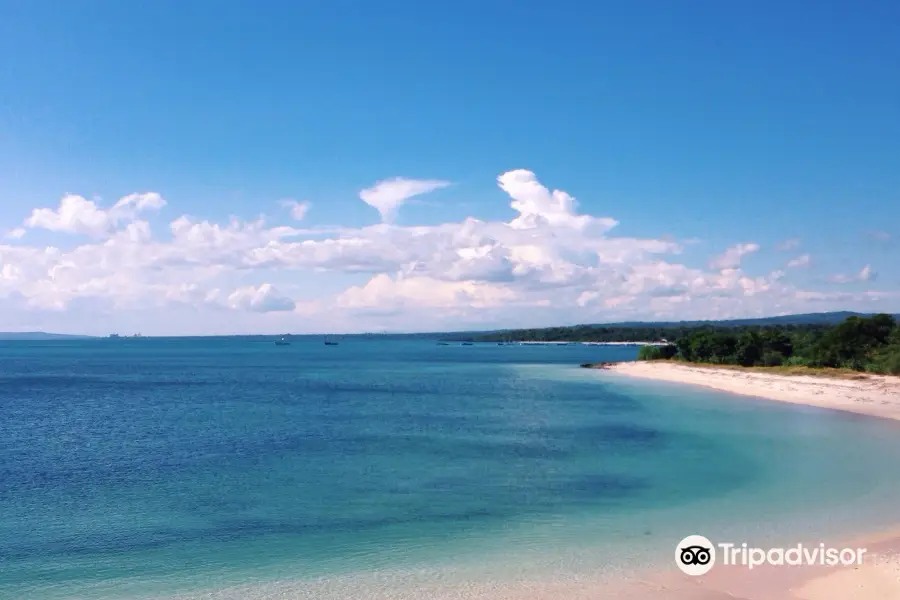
[596,360,900,598]
[604,361,900,422]
[634,531,900,600]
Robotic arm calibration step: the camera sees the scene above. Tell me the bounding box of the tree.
[868,327,900,374]
[735,331,763,366]
[864,314,897,345]
[808,314,896,368]
[637,344,678,360]
[761,350,784,367]
[470,315,898,374]
[708,333,738,363]
[761,329,793,359]
[637,345,661,360]
[677,336,695,361]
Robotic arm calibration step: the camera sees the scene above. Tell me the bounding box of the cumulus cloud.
[337,274,517,311]
[1,263,20,280]
[1,170,895,334]
[114,192,166,214]
[5,228,25,240]
[24,192,166,237]
[786,254,811,268]
[226,283,296,312]
[709,243,760,270]
[359,177,450,223]
[829,265,876,284]
[498,169,617,231]
[281,200,311,221]
[25,195,110,236]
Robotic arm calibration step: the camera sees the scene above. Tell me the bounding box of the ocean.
[2,338,900,599]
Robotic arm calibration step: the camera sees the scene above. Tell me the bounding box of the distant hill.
[0,332,94,340]
[444,311,900,343]
[591,311,885,329]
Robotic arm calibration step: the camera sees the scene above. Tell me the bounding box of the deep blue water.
[2,339,900,599]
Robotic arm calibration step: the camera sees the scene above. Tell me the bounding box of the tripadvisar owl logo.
[675,535,716,576]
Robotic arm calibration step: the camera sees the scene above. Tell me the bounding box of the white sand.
[792,556,900,600]
[605,361,900,422]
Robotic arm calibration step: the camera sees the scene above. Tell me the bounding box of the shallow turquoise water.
[2,338,900,599]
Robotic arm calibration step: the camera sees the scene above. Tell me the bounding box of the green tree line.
[637,314,900,375]
[468,323,833,344]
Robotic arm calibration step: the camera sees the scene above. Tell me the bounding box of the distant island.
[0,332,94,341]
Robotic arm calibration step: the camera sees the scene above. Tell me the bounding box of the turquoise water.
[2,338,900,599]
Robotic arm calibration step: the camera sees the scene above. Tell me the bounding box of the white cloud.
[5,228,25,240]
[226,283,296,312]
[498,169,617,231]
[281,200,311,221]
[868,231,891,242]
[24,192,166,238]
[786,254,811,268]
[25,195,110,236]
[359,177,450,223]
[709,243,760,270]
[337,274,516,311]
[829,265,876,284]
[1,170,895,335]
[113,192,166,214]
[1,263,21,280]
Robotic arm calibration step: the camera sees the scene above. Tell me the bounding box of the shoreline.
[491,341,670,346]
[590,359,900,598]
[595,360,900,422]
[132,530,900,600]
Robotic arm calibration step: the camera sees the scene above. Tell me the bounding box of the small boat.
[437,342,450,346]
[461,342,474,346]
[275,337,291,346]
[324,338,339,346]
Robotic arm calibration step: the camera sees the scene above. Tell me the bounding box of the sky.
[0,0,898,335]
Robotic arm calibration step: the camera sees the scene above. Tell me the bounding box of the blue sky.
[0,0,897,334]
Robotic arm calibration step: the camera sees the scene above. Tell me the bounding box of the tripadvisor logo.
[676,535,716,576]
[675,535,867,575]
